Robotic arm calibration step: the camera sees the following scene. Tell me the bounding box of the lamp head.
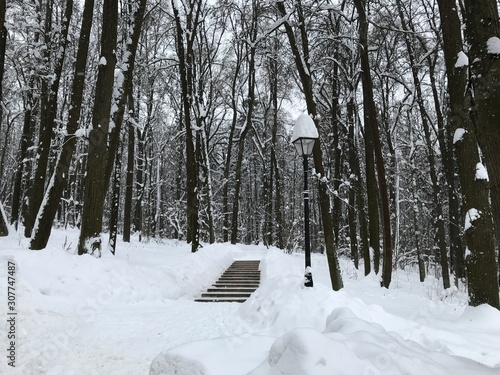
[291,114,319,156]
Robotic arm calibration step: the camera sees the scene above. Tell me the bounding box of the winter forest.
[2,0,500,305]
[2,0,500,337]
[3,0,500,373]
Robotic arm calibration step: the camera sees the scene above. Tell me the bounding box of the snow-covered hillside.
[1,229,499,374]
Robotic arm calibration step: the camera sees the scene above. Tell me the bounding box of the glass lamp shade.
[293,137,316,156]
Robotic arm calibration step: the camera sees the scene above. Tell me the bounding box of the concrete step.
[219,275,260,280]
[206,288,256,292]
[195,297,247,303]
[225,268,260,272]
[222,270,260,273]
[216,281,259,284]
[213,284,260,288]
[201,292,251,298]
[196,260,261,303]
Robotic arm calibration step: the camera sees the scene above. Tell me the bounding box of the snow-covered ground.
[1,228,500,374]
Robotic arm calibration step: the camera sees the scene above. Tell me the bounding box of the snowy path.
[87,301,249,374]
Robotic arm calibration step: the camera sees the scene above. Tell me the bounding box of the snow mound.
[456,304,500,334]
[250,307,496,375]
[150,335,276,375]
[149,352,208,375]
[248,327,365,375]
[238,273,341,334]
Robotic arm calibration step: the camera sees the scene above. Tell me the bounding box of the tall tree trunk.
[269,49,284,249]
[462,0,500,292]
[222,42,242,243]
[438,0,500,308]
[123,99,135,242]
[230,115,252,245]
[26,0,73,238]
[78,0,146,254]
[330,70,343,248]
[395,0,450,289]
[348,96,370,274]
[30,0,93,250]
[353,0,392,287]
[108,136,122,254]
[426,49,465,282]
[410,119,426,282]
[172,0,201,252]
[276,0,343,290]
[133,127,145,241]
[105,0,147,187]
[11,88,36,229]
[200,127,215,244]
[77,0,118,256]
[230,1,258,245]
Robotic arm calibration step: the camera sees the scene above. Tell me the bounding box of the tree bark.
[426,48,465,282]
[122,96,135,242]
[30,0,93,250]
[108,136,122,254]
[395,0,450,289]
[462,0,500,292]
[269,47,284,249]
[77,0,118,255]
[26,0,73,238]
[133,127,146,241]
[438,0,499,308]
[230,1,258,245]
[353,0,392,287]
[222,39,243,243]
[172,0,201,252]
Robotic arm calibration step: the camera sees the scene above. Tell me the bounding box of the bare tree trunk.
[426,48,465,282]
[172,0,201,252]
[347,96,369,274]
[78,0,146,254]
[353,0,392,288]
[30,0,93,250]
[200,127,215,244]
[346,99,359,270]
[122,96,135,242]
[11,90,36,229]
[395,0,450,289]
[269,47,284,249]
[26,0,73,238]
[108,136,122,254]
[133,127,145,241]
[462,0,500,292]
[77,0,118,256]
[230,1,258,245]
[438,0,499,308]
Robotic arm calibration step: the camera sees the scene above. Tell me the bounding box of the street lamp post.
[292,114,319,288]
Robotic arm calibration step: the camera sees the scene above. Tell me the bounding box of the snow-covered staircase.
[195,260,260,303]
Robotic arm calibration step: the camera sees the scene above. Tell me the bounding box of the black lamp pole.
[302,153,313,287]
[292,114,318,288]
